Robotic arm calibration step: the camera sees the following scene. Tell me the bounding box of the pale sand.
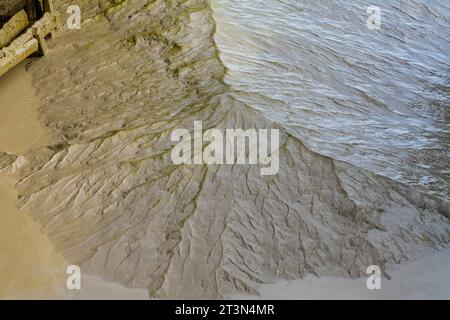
[66,275,148,300]
[232,249,450,300]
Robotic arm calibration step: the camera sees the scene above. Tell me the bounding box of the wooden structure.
[0,9,29,49]
[0,0,58,77]
[26,0,54,24]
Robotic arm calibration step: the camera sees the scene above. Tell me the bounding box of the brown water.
[0,62,67,299]
[0,62,49,154]
[0,174,67,299]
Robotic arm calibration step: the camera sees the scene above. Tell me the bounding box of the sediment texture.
[4,0,450,298]
[0,152,17,169]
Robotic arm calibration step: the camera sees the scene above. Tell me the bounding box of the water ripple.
[211,0,450,199]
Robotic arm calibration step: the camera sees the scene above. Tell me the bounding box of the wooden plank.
[27,0,46,23]
[0,30,38,77]
[0,10,58,77]
[43,0,54,13]
[0,10,29,49]
[31,11,59,56]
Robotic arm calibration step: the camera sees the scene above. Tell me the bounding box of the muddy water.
[211,0,450,199]
[0,62,67,299]
[0,175,67,299]
[0,62,49,154]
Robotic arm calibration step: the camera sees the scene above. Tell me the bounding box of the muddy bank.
[0,60,149,299]
[4,0,449,299]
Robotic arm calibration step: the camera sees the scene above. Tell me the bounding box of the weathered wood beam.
[0,30,38,77]
[31,11,58,55]
[43,0,54,13]
[0,9,29,49]
[0,10,58,77]
[25,0,43,23]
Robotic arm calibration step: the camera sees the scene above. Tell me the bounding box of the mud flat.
[1,0,449,299]
[0,61,147,299]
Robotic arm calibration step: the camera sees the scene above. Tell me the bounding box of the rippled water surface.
[211,0,449,199]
